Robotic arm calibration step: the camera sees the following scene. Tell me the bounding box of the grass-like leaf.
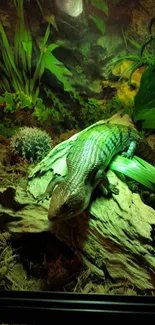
[0,23,22,84]
[109,155,155,192]
[111,55,140,65]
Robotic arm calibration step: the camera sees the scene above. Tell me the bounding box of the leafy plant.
[43,53,77,97]
[90,0,108,15]
[89,15,106,35]
[0,123,16,138]
[133,64,155,130]
[0,0,53,105]
[77,98,105,127]
[84,0,107,35]
[0,0,77,115]
[85,0,120,36]
[106,96,134,117]
[36,0,59,31]
[33,88,74,124]
[111,17,155,84]
[0,91,32,112]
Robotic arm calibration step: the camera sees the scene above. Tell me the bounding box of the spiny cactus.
[10,127,52,162]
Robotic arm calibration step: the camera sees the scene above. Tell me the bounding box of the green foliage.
[0,123,16,138]
[110,155,155,192]
[32,98,51,123]
[33,88,74,124]
[77,98,105,127]
[36,0,58,31]
[106,96,134,117]
[10,127,52,162]
[89,15,106,35]
[0,0,52,104]
[0,0,75,116]
[0,91,33,113]
[32,85,106,130]
[109,18,155,131]
[90,0,108,16]
[84,0,107,35]
[45,88,74,121]
[111,19,155,84]
[43,54,77,98]
[134,64,155,130]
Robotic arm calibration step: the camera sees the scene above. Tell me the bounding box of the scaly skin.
[39,123,144,222]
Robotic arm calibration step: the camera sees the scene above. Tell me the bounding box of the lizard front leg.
[37,174,65,203]
[92,169,119,196]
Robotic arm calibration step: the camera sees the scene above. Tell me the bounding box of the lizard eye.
[61,203,69,210]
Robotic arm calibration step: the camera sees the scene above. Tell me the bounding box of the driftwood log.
[0,114,155,291]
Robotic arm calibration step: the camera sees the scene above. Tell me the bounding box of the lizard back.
[66,123,140,182]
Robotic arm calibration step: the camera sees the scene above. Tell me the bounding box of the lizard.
[37,122,155,222]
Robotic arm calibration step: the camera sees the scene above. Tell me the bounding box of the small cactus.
[10,127,52,162]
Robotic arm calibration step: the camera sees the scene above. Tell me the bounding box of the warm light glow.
[56,0,83,17]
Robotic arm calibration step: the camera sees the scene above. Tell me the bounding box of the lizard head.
[48,182,91,222]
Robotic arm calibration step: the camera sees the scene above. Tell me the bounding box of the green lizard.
[37,123,155,222]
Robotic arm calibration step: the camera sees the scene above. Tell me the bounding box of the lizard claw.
[99,183,119,196]
[37,192,50,203]
[108,183,119,195]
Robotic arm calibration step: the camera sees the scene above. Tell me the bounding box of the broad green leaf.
[89,15,105,34]
[134,64,155,129]
[91,0,108,16]
[43,50,79,95]
[134,107,155,121]
[19,92,32,108]
[4,92,14,105]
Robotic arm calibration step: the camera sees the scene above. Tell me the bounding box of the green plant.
[110,155,155,193]
[0,91,33,112]
[0,0,76,113]
[84,0,108,35]
[133,63,155,130]
[10,127,52,162]
[33,87,75,124]
[0,123,16,138]
[111,17,155,84]
[0,1,54,105]
[77,98,104,127]
[90,0,108,15]
[106,97,134,117]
